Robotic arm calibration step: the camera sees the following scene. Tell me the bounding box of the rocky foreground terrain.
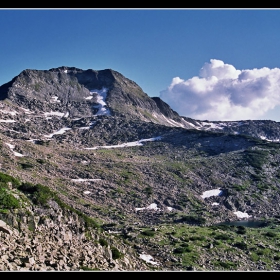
[1,66,280,271]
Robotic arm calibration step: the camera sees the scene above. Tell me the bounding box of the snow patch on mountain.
[84,136,162,150]
[201,189,223,199]
[44,127,72,138]
[5,142,24,157]
[91,88,111,116]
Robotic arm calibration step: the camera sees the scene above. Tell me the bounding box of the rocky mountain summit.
[1,66,280,271]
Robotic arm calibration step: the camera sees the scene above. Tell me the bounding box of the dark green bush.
[144,187,153,195]
[20,162,34,169]
[264,231,277,238]
[18,182,37,193]
[142,229,155,237]
[173,246,191,254]
[236,226,246,235]
[35,140,49,146]
[180,215,206,225]
[111,246,123,260]
[18,183,55,206]
[189,235,205,241]
[233,242,247,250]
[173,247,185,254]
[214,234,230,241]
[256,250,264,256]
[99,238,109,247]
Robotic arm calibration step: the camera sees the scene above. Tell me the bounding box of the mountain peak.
[0,67,192,128]
[49,66,83,73]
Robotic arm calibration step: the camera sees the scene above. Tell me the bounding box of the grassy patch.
[0,172,21,187]
[0,187,20,210]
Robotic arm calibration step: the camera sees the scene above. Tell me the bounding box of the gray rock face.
[0,206,148,271]
[0,67,192,128]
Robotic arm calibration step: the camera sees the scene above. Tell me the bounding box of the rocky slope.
[0,185,148,271]
[1,66,280,271]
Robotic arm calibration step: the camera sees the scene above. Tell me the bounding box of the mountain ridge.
[3,66,280,141]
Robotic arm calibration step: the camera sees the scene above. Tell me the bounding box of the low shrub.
[173,246,191,254]
[264,231,277,238]
[20,163,34,169]
[111,246,123,260]
[180,215,206,225]
[214,234,230,241]
[141,229,155,237]
[99,238,109,247]
[233,242,247,250]
[18,183,55,206]
[236,226,246,235]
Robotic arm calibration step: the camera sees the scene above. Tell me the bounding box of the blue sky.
[1,8,280,121]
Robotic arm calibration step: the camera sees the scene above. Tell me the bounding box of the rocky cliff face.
[1,66,280,271]
[0,183,148,271]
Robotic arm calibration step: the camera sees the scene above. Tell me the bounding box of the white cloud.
[160,59,280,121]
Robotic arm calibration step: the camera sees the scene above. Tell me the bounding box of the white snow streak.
[0,110,17,116]
[201,189,223,199]
[83,191,91,195]
[85,136,162,150]
[71,179,102,182]
[135,203,160,212]
[44,127,71,138]
[5,142,24,157]
[139,253,159,266]
[44,111,65,117]
[0,119,16,123]
[50,96,60,103]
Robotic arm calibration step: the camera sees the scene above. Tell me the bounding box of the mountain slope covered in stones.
[1,67,280,271]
